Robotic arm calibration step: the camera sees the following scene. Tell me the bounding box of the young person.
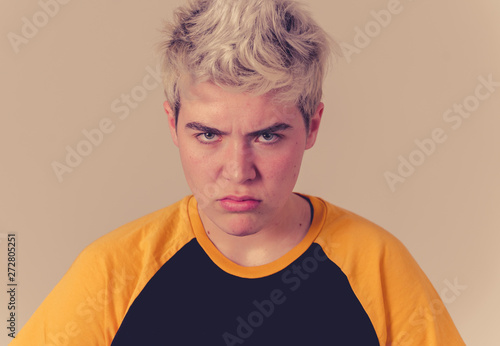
[12,0,465,345]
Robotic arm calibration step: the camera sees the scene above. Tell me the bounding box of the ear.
[164,100,179,147]
[305,102,324,149]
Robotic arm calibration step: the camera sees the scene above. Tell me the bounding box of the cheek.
[179,147,209,181]
[263,148,304,182]
[178,137,205,165]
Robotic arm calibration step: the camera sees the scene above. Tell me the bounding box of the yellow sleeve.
[369,231,465,345]
[9,241,137,346]
[315,203,465,345]
[10,198,194,346]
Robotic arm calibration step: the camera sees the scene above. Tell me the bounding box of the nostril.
[222,158,257,183]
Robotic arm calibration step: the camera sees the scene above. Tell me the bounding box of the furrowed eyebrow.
[184,122,291,137]
[185,122,227,136]
[247,123,292,137]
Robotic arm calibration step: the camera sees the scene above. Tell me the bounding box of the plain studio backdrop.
[1,0,499,345]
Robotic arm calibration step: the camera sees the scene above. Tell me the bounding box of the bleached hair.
[160,0,336,129]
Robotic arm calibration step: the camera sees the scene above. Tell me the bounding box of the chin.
[222,217,262,237]
[199,205,266,238]
[225,228,259,237]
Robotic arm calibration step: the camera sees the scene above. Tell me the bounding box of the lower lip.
[219,199,261,212]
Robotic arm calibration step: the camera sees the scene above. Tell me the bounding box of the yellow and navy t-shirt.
[11,195,465,345]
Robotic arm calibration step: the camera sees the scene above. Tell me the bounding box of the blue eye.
[257,132,281,144]
[203,133,216,140]
[196,132,220,144]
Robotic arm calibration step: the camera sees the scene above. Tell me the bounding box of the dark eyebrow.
[185,122,228,136]
[247,123,292,137]
[184,122,291,137]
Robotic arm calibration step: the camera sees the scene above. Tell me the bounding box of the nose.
[221,141,256,183]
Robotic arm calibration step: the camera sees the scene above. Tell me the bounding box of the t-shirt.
[10,195,465,345]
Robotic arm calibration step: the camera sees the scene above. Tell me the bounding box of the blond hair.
[160,0,336,129]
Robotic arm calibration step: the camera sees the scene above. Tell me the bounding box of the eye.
[195,132,220,144]
[256,132,281,144]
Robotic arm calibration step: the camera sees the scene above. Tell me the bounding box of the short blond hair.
[160,0,336,129]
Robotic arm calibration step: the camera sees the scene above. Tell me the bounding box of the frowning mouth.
[217,196,261,212]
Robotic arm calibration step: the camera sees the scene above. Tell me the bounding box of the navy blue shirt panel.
[111,239,379,346]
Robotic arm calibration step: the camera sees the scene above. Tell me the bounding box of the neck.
[201,194,312,267]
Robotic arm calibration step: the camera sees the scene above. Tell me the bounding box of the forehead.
[179,81,301,125]
[180,81,269,107]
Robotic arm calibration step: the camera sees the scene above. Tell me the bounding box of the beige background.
[1,0,499,345]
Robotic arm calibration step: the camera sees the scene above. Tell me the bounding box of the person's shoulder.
[76,196,195,267]
[310,196,397,244]
[308,195,409,262]
[310,195,426,291]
